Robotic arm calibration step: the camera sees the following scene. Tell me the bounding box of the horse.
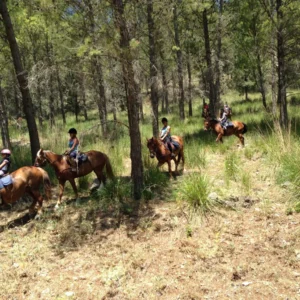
[0,166,51,216]
[34,149,114,208]
[146,136,184,177]
[204,118,247,146]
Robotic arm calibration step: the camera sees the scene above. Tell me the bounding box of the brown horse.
[0,167,51,215]
[146,136,184,177]
[204,118,247,146]
[34,149,114,208]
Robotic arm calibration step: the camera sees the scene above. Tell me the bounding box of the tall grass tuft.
[143,167,169,200]
[177,173,215,215]
[224,152,239,183]
[92,178,132,215]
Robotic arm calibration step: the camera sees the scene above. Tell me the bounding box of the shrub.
[177,173,215,215]
[143,167,169,200]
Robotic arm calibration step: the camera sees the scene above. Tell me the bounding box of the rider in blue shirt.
[66,128,79,167]
[0,149,11,177]
[160,118,175,157]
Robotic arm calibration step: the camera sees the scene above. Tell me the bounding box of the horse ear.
[40,148,43,153]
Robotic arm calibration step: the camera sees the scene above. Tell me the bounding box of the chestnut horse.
[34,149,114,208]
[146,136,184,177]
[204,118,247,146]
[0,166,51,215]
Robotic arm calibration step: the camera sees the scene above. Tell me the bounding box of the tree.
[112,0,144,200]
[0,78,11,148]
[0,0,40,162]
[173,0,185,120]
[147,0,159,136]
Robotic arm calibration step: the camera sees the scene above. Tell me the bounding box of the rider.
[224,103,232,119]
[202,101,209,118]
[66,128,79,167]
[0,149,11,178]
[220,107,228,130]
[160,118,175,158]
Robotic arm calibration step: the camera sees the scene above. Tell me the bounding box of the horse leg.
[30,190,44,217]
[167,159,173,178]
[157,161,164,169]
[239,134,245,146]
[175,152,181,174]
[181,148,185,172]
[56,180,66,209]
[28,191,38,215]
[94,167,106,189]
[216,133,223,143]
[69,178,79,200]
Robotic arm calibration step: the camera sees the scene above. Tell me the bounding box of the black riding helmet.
[68,128,77,134]
[161,117,168,123]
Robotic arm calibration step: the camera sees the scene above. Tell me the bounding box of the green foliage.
[143,167,169,200]
[224,152,239,182]
[177,173,215,215]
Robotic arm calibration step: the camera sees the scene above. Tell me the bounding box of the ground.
[1,94,300,299]
[0,145,299,300]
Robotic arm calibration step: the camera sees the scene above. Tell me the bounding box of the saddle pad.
[78,153,88,163]
[172,141,180,149]
[0,175,13,189]
[227,121,233,127]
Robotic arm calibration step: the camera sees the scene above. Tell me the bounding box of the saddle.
[67,153,89,170]
[222,121,233,129]
[0,174,13,190]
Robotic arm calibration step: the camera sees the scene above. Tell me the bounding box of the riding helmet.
[68,128,77,134]
[161,117,168,123]
[1,149,11,155]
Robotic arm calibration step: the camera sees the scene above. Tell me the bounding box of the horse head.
[146,137,159,159]
[204,118,211,131]
[34,149,48,167]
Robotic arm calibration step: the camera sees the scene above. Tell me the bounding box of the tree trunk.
[172,71,177,105]
[0,0,40,162]
[80,72,88,121]
[0,79,11,149]
[91,58,108,135]
[112,0,143,201]
[244,75,249,101]
[215,0,223,112]
[32,50,43,127]
[257,53,267,109]
[45,35,55,128]
[147,0,159,136]
[203,8,217,117]
[160,51,168,114]
[56,63,66,124]
[187,53,193,117]
[276,0,288,130]
[173,0,185,120]
[85,0,107,135]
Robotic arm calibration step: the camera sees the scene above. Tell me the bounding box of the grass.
[1,91,300,299]
[177,173,215,216]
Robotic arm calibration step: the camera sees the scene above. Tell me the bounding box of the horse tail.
[105,156,115,180]
[242,123,248,134]
[41,169,52,200]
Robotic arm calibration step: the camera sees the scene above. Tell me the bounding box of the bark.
[85,0,107,135]
[187,53,192,117]
[173,0,185,120]
[0,0,40,162]
[0,79,11,149]
[257,53,267,109]
[160,51,169,113]
[91,58,108,135]
[147,0,159,136]
[13,78,22,117]
[56,63,66,124]
[45,35,55,128]
[172,71,177,104]
[79,73,88,121]
[112,0,143,201]
[203,8,217,116]
[215,0,223,111]
[276,0,288,130]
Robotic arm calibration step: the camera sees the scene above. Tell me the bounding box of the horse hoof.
[34,213,41,220]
